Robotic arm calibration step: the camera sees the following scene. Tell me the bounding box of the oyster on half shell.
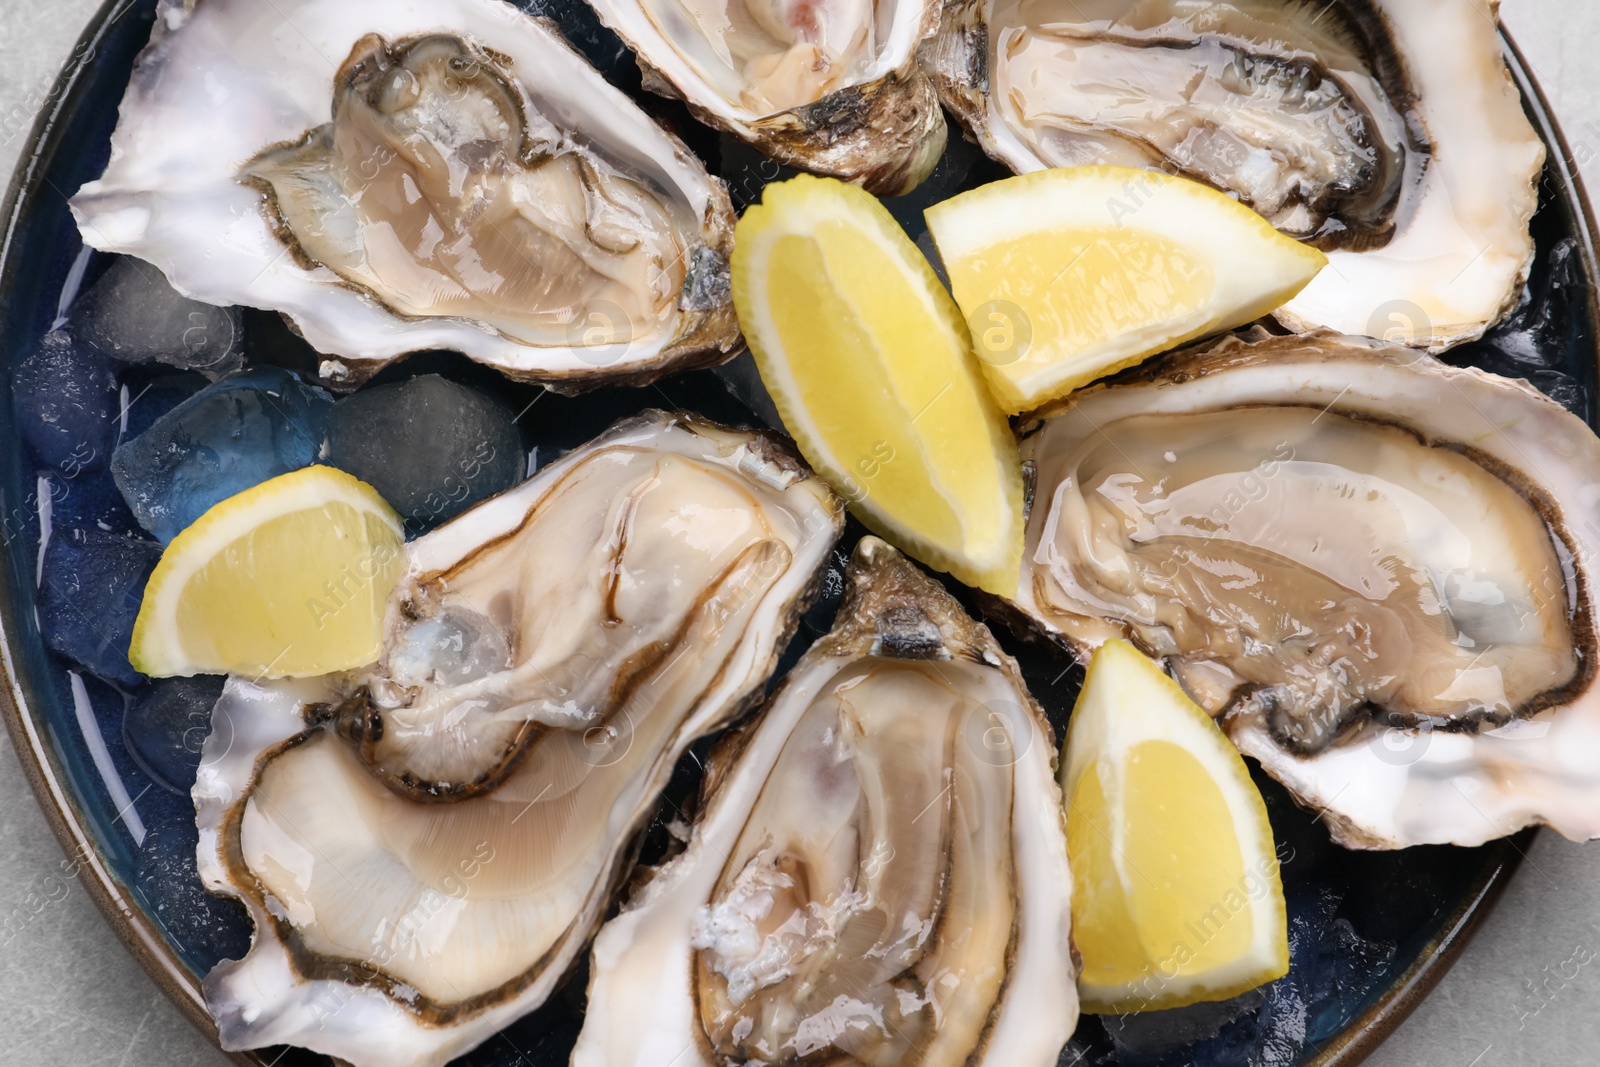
[194,412,843,1067]
[71,0,740,389]
[573,537,1077,1067]
[1012,329,1600,849]
[586,0,948,195]
[926,0,1543,349]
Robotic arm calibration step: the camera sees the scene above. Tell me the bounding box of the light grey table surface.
[2,1,1600,1065]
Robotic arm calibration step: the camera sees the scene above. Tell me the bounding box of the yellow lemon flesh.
[732,174,1023,595]
[131,465,406,679]
[925,166,1328,413]
[1063,639,1289,1013]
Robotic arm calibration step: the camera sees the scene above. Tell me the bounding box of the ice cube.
[1057,1023,1120,1067]
[41,468,143,539]
[1102,989,1267,1064]
[124,675,227,793]
[1303,916,1395,1042]
[324,374,523,527]
[120,371,208,443]
[70,256,244,379]
[37,526,162,687]
[111,366,334,543]
[134,810,252,968]
[12,330,117,473]
[1178,882,1340,1067]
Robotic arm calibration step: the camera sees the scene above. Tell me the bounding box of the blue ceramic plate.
[1,2,1593,1066]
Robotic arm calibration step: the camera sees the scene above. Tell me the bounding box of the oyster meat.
[71,0,740,389]
[194,412,843,1067]
[1013,329,1600,848]
[586,0,948,194]
[926,0,1543,348]
[573,537,1077,1067]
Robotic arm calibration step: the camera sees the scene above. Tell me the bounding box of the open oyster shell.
[925,0,1543,349]
[193,412,843,1067]
[573,537,1077,1067]
[1012,329,1600,849]
[71,0,741,390]
[586,0,948,195]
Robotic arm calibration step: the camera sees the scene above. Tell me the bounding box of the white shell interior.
[1275,0,1544,349]
[961,0,1542,349]
[70,0,727,379]
[588,0,931,126]
[193,415,842,1067]
[572,596,1076,1066]
[1017,335,1600,849]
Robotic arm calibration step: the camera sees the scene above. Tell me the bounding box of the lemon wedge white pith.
[1064,639,1289,1014]
[732,173,1023,595]
[131,465,405,679]
[926,166,1328,413]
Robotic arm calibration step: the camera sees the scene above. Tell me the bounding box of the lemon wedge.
[1063,639,1288,1014]
[732,174,1023,595]
[925,166,1328,413]
[131,465,405,679]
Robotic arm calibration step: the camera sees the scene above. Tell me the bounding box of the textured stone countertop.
[2,1,1600,1064]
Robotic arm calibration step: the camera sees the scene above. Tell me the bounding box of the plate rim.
[0,0,249,1059]
[0,4,1585,1066]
